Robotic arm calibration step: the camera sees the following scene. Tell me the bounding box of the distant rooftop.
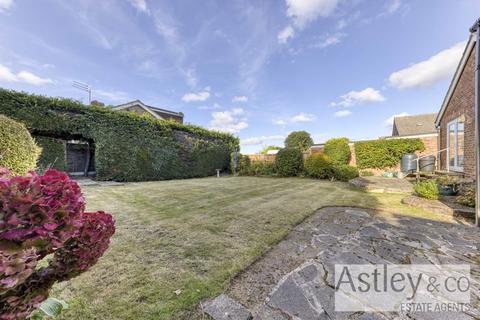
[392,113,437,137]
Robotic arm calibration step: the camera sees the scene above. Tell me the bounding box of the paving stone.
[253,305,290,320]
[267,263,329,320]
[225,207,480,320]
[203,294,252,320]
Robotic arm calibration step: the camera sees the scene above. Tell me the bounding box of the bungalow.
[112,100,184,123]
[434,30,477,180]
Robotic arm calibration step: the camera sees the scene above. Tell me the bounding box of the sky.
[0,0,478,153]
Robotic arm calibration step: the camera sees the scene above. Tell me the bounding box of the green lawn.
[53,176,441,319]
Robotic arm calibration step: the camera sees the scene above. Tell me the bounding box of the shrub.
[35,136,67,172]
[413,180,439,200]
[355,139,425,169]
[333,165,359,182]
[0,169,115,319]
[456,184,475,208]
[0,115,40,176]
[0,89,238,181]
[231,152,251,175]
[324,138,350,166]
[244,161,277,176]
[360,170,374,177]
[284,131,313,152]
[275,148,304,176]
[304,153,333,179]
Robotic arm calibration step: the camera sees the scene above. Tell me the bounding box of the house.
[387,113,438,158]
[434,32,477,180]
[112,100,184,123]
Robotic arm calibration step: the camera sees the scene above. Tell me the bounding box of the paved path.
[203,207,480,320]
[349,177,413,193]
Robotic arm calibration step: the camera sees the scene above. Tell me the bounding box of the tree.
[284,131,313,152]
[260,145,281,154]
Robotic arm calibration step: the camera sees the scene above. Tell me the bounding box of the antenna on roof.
[72,81,92,105]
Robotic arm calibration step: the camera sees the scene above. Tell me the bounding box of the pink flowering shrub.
[0,169,115,320]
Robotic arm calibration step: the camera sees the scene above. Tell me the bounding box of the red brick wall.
[438,45,476,180]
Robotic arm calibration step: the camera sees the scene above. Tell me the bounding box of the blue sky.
[0,0,478,153]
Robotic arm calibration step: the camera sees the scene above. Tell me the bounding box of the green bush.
[242,161,277,176]
[456,183,475,208]
[360,170,374,177]
[332,165,359,182]
[0,115,40,175]
[0,89,238,181]
[284,131,313,152]
[275,148,304,176]
[232,152,251,175]
[35,136,67,172]
[304,153,333,179]
[414,180,439,200]
[355,139,425,169]
[324,138,350,166]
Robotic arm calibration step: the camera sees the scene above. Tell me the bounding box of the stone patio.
[203,207,480,320]
[349,177,413,193]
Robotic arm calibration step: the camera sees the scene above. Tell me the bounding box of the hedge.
[354,139,425,169]
[324,137,350,166]
[0,115,40,175]
[304,153,333,179]
[0,89,238,181]
[275,148,304,177]
[35,136,67,172]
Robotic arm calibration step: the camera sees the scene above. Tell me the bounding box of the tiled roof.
[392,113,437,136]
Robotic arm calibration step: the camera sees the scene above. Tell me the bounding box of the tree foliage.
[284,131,313,152]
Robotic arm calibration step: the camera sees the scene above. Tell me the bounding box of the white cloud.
[278,25,295,44]
[182,88,211,102]
[127,0,149,13]
[384,112,409,127]
[209,108,248,134]
[198,103,222,111]
[334,110,352,118]
[95,89,129,103]
[232,95,248,103]
[291,112,316,123]
[286,0,339,28]
[0,64,53,85]
[0,0,13,13]
[332,87,385,107]
[241,135,285,146]
[385,0,401,14]
[278,0,339,44]
[273,112,316,125]
[273,119,287,126]
[388,41,466,89]
[313,32,346,49]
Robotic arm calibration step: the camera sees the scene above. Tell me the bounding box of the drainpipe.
[470,18,480,227]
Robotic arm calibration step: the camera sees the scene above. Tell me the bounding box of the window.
[447,116,465,172]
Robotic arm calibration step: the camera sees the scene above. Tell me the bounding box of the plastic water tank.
[419,155,436,172]
[401,154,417,173]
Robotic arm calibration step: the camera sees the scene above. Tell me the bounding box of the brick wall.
[438,44,476,181]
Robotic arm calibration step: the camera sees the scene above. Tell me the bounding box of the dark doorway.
[66,141,95,176]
